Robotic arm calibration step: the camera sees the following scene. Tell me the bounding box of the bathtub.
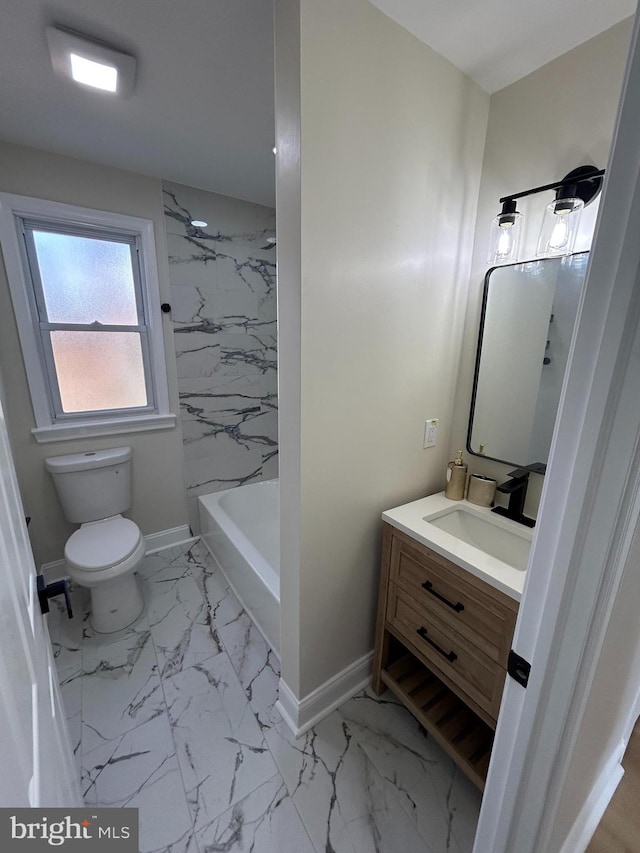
[198,479,280,655]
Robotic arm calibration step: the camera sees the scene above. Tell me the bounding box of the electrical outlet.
[423,418,438,448]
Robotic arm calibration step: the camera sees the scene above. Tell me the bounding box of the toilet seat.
[65,516,142,571]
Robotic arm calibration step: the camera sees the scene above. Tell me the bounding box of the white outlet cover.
[424,418,438,448]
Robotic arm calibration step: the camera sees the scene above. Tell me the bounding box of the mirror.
[468,252,589,472]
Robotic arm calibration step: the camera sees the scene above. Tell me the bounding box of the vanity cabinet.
[372,522,519,790]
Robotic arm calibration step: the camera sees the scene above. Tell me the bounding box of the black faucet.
[491,468,536,528]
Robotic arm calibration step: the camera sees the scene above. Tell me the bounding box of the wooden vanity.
[372,522,519,791]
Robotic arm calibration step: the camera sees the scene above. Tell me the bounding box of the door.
[0,372,80,807]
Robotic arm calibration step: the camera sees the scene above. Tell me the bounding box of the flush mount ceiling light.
[46,26,136,97]
[488,165,604,265]
[190,220,208,228]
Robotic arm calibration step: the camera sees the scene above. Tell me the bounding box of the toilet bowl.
[65,515,146,633]
[45,447,147,634]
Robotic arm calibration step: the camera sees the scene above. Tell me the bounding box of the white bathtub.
[198,479,280,655]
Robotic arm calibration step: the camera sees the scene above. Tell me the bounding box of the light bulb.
[548,215,569,250]
[488,202,522,265]
[496,225,514,258]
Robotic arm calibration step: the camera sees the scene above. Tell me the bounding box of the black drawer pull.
[416,626,457,662]
[421,580,464,613]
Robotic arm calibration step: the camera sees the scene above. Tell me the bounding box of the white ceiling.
[0,0,276,206]
[369,0,636,93]
[0,1,635,208]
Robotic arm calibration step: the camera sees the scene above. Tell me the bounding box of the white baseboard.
[558,741,626,853]
[41,525,197,580]
[276,651,374,738]
[144,525,197,554]
[41,558,68,583]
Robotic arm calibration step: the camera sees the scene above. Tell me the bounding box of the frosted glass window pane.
[32,231,138,325]
[50,331,148,412]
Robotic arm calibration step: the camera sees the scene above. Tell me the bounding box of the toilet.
[45,446,146,634]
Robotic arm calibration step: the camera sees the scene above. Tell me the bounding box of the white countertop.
[382,492,534,601]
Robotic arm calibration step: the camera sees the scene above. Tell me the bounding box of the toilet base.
[90,572,144,634]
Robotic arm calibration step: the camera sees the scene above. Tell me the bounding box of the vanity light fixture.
[46,26,136,97]
[489,165,604,264]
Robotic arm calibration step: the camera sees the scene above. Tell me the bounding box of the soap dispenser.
[445,450,467,501]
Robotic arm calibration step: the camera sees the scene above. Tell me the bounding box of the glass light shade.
[536,197,584,257]
[488,210,522,266]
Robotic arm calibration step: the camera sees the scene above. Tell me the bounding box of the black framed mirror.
[467,252,589,473]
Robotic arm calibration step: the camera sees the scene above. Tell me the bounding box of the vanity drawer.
[388,526,517,666]
[387,584,507,722]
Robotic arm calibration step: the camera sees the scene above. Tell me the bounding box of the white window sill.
[31,413,177,444]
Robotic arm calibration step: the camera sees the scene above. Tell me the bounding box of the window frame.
[0,193,176,443]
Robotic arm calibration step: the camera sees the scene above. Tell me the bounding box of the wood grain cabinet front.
[372,522,519,790]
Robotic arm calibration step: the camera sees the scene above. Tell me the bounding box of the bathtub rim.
[197,479,280,601]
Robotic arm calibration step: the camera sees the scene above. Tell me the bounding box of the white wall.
[451,18,633,517]
[0,140,188,567]
[276,0,489,698]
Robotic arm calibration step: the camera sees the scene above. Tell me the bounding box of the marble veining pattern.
[48,540,481,852]
[163,181,278,531]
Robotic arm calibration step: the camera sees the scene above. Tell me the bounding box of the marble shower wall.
[163,181,277,530]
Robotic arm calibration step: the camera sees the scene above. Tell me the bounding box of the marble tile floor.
[47,541,482,853]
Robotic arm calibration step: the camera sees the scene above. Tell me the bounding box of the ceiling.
[0,1,635,209]
[0,0,276,206]
[369,0,636,93]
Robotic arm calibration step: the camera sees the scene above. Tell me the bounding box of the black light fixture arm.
[499,167,605,206]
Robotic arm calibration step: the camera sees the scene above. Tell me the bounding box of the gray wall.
[162,181,278,530]
[0,140,188,567]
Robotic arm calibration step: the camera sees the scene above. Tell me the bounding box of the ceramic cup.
[467,474,497,507]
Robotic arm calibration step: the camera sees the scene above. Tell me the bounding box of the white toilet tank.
[45,447,133,524]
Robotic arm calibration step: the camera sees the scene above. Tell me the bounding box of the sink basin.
[424,506,531,571]
[382,493,533,600]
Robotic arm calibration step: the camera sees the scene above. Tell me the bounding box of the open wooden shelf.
[380,651,494,791]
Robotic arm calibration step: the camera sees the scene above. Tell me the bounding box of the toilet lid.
[65,517,142,571]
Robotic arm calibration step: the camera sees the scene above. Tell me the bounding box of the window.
[25,223,152,416]
[0,194,175,442]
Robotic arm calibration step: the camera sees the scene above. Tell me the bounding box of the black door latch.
[508,649,531,688]
[36,575,73,619]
